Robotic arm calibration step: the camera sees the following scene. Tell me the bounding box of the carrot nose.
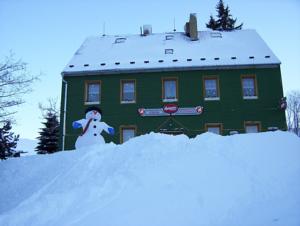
[93,110,97,115]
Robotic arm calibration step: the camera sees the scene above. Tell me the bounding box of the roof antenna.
[102,22,106,36]
[173,17,176,32]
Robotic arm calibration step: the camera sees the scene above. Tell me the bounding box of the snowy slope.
[0,131,299,226]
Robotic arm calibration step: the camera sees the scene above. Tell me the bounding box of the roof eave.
[61,63,281,77]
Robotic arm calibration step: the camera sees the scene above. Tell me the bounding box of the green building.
[60,16,286,150]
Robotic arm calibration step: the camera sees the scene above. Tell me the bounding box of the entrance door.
[157,117,185,135]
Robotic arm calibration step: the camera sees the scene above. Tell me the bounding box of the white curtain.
[123,82,135,101]
[123,129,135,142]
[205,79,217,97]
[164,80,176,99]
[207,126,220,134]
[88,83,100,102]
[242,78,255,96]
[246,125,258,133]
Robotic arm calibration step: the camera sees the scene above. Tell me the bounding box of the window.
[115,37,126,44]
[162,78,178,102]
[203,77,219,100]
[242,75,257,99]
[245,122,260,133]
[120,126,136,143]
[165,49,174,54]
[85,81,101,104]
[205,123,222,135]
[121,80,136,103]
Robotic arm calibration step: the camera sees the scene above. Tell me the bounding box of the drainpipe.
[62,78,68,151]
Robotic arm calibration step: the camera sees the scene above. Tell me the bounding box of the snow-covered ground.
[0,131,299,226]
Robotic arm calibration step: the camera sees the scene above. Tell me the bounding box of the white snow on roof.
[62,29,280,75]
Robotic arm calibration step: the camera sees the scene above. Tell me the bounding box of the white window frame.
[203,76,220,101]
[245,122,261,133]
[121,80,136,104]
[242,75,258,99]
[162,77,178,102]
[120,126,137,143]
[205,123,222,135]
[85,81,101,105]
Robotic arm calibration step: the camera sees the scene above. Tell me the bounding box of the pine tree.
[0,121,19,160]
[207,15,218,30]
[206,0,243,31]
[36,112,60,154]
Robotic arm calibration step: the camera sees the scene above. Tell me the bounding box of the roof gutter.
[61,63,281,77]
[62,78,68,151]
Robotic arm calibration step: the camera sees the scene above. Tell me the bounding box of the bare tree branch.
[0,52,38,124]
[286,90,300,136]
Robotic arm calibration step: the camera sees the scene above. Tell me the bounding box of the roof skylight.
[114,38,126,44]
[165,49,174,54]
[165,35,174,40]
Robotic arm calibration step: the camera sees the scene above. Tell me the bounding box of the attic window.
[144,60,149,64]
[249,56,255,59]
[210,32,222,38]
[115,62,120,65]
[166,35,174,40]
[231,57,237,60]
[84,64,89,67]
[173,59,178,62]
[165,49,174,54]
[187,59,192,62]
[115,38,126,44]
[214,58,220,60]
[69,65,74,68]
[201,58,206,61]
[265,55,270,58]
[130,61,135,64]
[158,60,164,63]
[100,63,106,66]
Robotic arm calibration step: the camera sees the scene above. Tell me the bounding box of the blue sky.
[0,0,299,139]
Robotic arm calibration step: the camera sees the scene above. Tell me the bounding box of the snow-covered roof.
[62,29,280,76]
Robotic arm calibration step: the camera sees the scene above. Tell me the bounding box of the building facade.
[60,17,286,150]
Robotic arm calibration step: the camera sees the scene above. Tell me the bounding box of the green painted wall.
[60,66,286,150]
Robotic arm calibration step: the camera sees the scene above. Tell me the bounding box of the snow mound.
[0,131,300,226]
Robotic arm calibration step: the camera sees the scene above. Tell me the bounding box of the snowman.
[72,106,115,149]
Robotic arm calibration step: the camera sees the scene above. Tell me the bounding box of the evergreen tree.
[0,121,19,160]
[36,111,60,154]
[206,0,243,31]
[207,15,218,30]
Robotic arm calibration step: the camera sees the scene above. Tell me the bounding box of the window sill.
[121,101,136,104]
[204,97,220,101]
[84,101,100,105]
[243,96,258,100]
[163,98,178,103]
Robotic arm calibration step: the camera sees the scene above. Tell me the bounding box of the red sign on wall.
[163,104,178,114]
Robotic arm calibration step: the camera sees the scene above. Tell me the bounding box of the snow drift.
[0,131,299,226]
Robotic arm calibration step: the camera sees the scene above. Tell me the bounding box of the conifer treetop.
[206,0,243,31]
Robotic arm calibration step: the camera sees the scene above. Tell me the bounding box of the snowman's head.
[85,106,102,121]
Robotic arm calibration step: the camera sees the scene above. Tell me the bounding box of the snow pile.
[0,131,299,226]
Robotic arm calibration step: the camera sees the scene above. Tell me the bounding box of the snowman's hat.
[85,106,102,115]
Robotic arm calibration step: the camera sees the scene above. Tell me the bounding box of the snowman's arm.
[102,122,115,135]
[72,119,86,129]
